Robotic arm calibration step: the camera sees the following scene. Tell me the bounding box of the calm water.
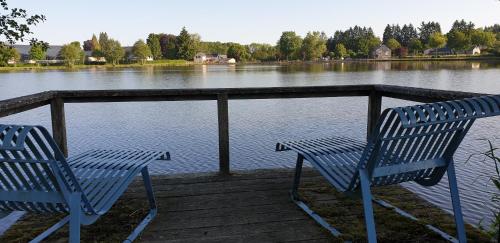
[0,61,499,228]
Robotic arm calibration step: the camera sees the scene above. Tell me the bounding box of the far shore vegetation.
[1,19,500,70]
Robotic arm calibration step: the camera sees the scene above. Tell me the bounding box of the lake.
[0,60,499,228]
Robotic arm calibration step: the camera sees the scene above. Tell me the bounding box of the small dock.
[1,169,489,242]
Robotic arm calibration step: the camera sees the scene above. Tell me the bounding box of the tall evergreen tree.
[98,32,109,50]
[419,21,442,46]
[450,19,475,35]
[91,34,100,51]
[383,24,395,44]
[400,24,418,47]
[392,25,402,44]
[176,27,197,60]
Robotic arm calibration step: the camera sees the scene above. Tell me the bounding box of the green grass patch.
[299,181,491,242]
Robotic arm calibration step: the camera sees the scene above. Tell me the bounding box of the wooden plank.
[142,219,329,242]
[55,85,374,102]
[0,85,489,119]
[0,91,54,118]
[50,98,68,157]
[217,93,230,175]
[367,90,382,139]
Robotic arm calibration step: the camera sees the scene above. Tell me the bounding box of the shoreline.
[0,56,499,72]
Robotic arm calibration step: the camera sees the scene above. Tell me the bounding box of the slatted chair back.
[348,95,500,190]
[0,125,92,214]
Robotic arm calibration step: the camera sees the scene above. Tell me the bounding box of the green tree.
[248,43,277,61]
[277,31,302,60]
[301,31,327,60]
[327,26,378,56]
[29,42,47,63]
[199,41,230,55]
[227,43,249,62]
[132,39,152,64]
[91,34,100,51]
[98,32,110,51]
[333,43,347,59]
[59,41,84,67]
[0,44,20,66]
[471,30,496,48]
[409,38,424,55]
[386,38,401,50]
[419,21,442,46]
[383,24,395,44]
[428,32,447,48]
[102,39,124,65]
[447,30,470,51]
[0,0,46,45]
[176,27,197,60]
[400,24,418,47]
[358,36,381,57]
[450,19,475,36]
[159,34,177,59]
[146,33,162,60]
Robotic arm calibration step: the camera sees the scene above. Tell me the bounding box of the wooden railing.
[0,85,487,175]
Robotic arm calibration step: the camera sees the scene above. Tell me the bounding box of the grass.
[0,60,191,72]
[299,181,491,242]
[0,173,492,242]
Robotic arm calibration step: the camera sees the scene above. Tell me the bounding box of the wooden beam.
[0,91,54,118]
[217,93,230,175]
[367,91,382,139]
[50,98,68,157]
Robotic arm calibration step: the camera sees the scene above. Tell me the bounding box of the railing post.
[217,93,230,175]
[50,97,68,157]
[367,91,382,140]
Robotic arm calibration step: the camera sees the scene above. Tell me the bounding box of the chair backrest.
[348,94,500,190]
[0,125,91,213]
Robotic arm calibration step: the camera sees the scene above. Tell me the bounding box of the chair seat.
[277,136,366,191]
[67,149,164,213]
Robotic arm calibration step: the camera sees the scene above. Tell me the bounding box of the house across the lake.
[371,45,391,59]
[13,45,63,63]
[194,53,236,64]
[465,46,481,55]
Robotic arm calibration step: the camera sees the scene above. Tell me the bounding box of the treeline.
[1,20,500,67]
[127,20,500,62]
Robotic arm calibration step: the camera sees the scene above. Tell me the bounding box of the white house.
[194,53,236,64]
[466,46,481,55]
[194,53,207,63]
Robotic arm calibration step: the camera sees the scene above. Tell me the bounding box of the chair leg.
[142,167,157,211]
[291,155,304,199]
[68,192,81,243]
[446,162,467,243]
[29,216,70,243]
[289,154,342,236]
[359,169,377,243]
[124,167,158,242]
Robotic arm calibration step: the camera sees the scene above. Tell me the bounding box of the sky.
[7,0,500,46]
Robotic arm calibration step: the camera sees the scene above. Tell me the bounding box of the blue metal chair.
[0,125,170,243]
[276,95,500,243]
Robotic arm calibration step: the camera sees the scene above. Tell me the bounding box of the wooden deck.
[0,169,490,242]
[135,169,332,242]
